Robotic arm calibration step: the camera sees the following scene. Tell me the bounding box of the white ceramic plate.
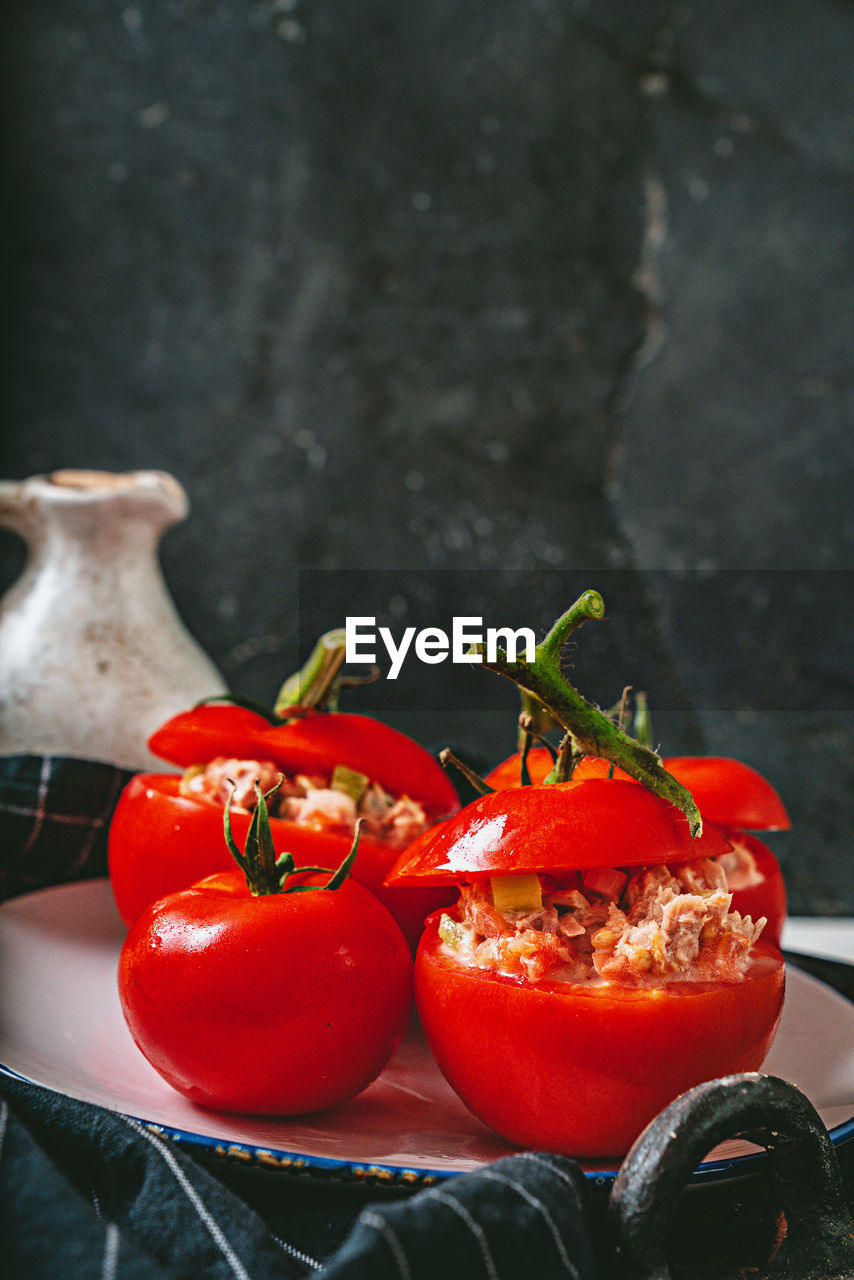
[2,880,853,1188]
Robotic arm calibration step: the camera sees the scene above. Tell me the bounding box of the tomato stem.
[439,748,495,796]
[249,780,284,894]
[323,820,362,891]
[223,787,250,875]
[223,778,361,895]
[633,691,654,749]
[476,590,703,836]
[195,630,353,724]
[515,691,559,751]
[518,713,558,786]
[274,629,347,717]
[546,734,585,784]
[223,778,303,894]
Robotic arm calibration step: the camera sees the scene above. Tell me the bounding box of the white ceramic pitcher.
[0,469,227,770]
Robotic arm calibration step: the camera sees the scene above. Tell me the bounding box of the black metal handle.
[609,1073,854,1280]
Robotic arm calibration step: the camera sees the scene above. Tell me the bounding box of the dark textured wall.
[2,2,853,913]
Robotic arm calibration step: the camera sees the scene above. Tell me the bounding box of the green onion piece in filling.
[331,765,369,804]
[491,873,543,914]
[438,913,467,950]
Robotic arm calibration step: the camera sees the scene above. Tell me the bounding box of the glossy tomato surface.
[119,870,413,1115]
[415,913,785,1156]
[387,779,732,887]
[663,757,789,831]
[108,773,453,947]
[485,749,790,830]
[148,706,460,821]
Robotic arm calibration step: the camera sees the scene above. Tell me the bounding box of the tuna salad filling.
[715,839,763,891]
[179,757,429,850]
[437,859,767,987]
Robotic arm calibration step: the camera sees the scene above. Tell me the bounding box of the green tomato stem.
[251,781,283,894]
[224,778,360,895]
[323,820,363,891]
[223,787,250,874]
[198,630,352,723]
[439,748,495,796]
[633,690,654,749]
[516,691,559,751]
[476,590,702,836]
[274,629,347,717]
[518,714,559,786]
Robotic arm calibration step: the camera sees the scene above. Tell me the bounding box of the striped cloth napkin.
[0,1074,597,1280]
[0,755,135,901]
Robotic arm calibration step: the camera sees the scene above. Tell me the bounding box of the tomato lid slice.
[149,704,277,770]
[661,757,790,832]
[257,714,460,818]
[386,778,732,886]
[484,750,790,832]
[149,707,459,819]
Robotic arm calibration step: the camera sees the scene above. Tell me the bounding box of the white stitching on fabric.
[16,757,53,858]
[101,1222,121,1280]
[121,1117,252,1280]
[476,1171,580,1279]
[360,1210,413,1280]
[514,1153,581,1191]
[0,803,95,823]
[428,1189,501,1280]
[272,1235,323,1272]
[65,768,125,877]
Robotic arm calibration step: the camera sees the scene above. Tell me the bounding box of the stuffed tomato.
[485,750,790,947]
[388,779,785,1157]
[109,704,459,946]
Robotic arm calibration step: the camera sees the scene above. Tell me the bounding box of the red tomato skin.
[663,757,790,831]
[387,779,732,887]
[148,707,460,821]
[108,773,453,948]
[147,704,280,773]
[118,871,414,1115]
[723,831,788,949]
[484,748,629,790]
[483,747,546,790]
[415,915,784,1157]
[485,750,790,831]
[109,775,234,925]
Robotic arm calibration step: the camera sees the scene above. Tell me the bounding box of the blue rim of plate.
[3,1058,853,1191]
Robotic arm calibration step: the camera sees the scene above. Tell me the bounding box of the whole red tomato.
[119,867,414,1115]
[109,705,458,945]
[484,749,789,946]
[388,779,785,1157]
